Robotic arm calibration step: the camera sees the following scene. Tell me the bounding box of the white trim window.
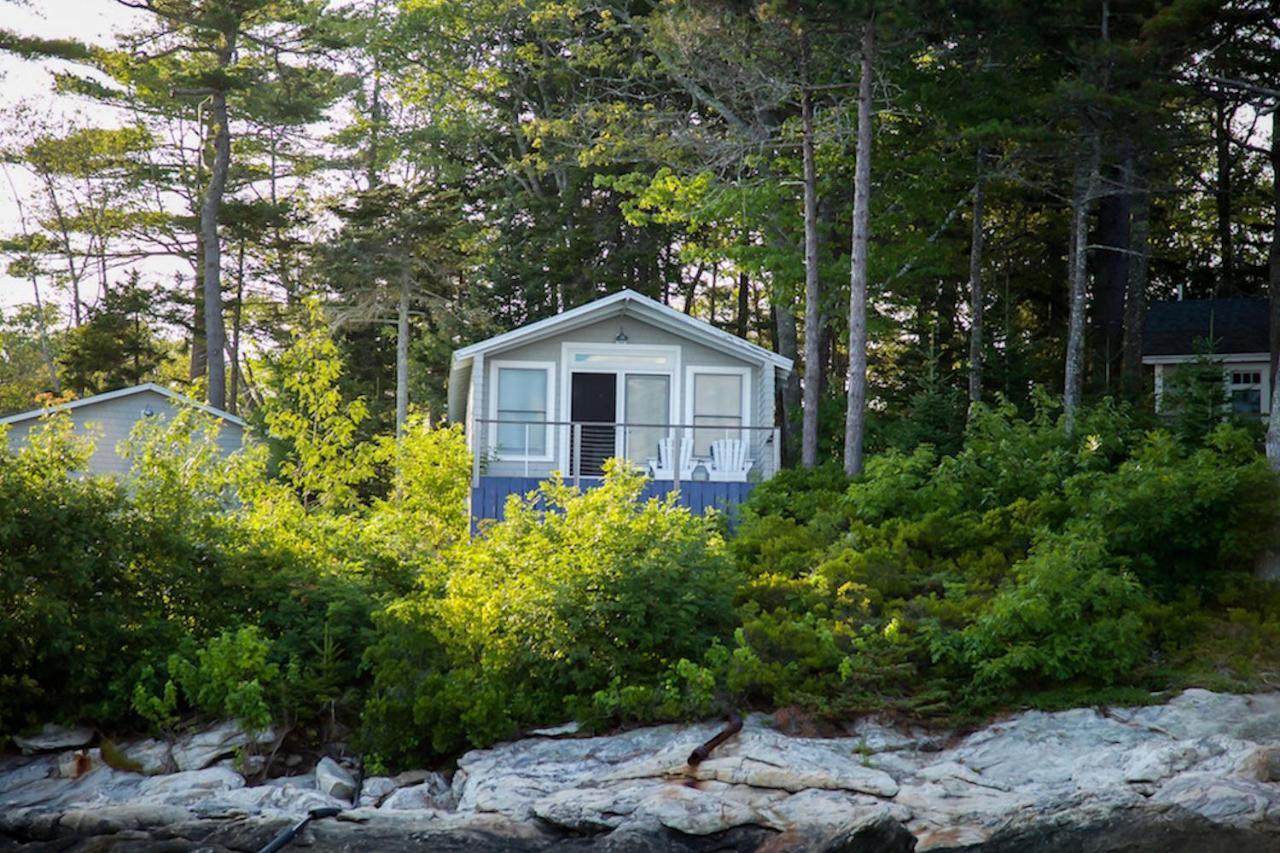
[685,366,751,457]
[1229,368,1264,415]
[490,360,555,459]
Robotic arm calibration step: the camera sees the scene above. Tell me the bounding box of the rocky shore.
[3,688,1280,851]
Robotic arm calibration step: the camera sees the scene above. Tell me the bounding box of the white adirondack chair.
[647,435,694,480]
[708,438,750,481]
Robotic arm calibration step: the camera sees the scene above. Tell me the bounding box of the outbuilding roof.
[0,382,248,428]
[451,288,794,372]
[1142,298,1268,357]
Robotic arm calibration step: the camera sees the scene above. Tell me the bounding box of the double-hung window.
[494,364,551,456]
[1229,369,1263,415]
[690,371,745,456]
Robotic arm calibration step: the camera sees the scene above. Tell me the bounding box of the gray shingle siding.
[4,389,243,476]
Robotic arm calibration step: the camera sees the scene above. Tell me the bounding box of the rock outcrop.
[3,688,1280,851]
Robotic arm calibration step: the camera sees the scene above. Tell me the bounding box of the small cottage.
[1,383,245,476]
[1142,298,1270,418]
[448,289,794,521]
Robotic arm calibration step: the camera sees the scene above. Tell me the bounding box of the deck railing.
[471,418,782,489]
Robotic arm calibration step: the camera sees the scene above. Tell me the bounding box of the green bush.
[362,461,739,762]
[723,393,1279,719]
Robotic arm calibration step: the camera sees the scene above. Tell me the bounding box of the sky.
[0,0,144,312]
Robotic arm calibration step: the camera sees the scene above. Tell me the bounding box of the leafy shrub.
[362,462,739,761]
[135,627,278,734]
[723,393,1279,719]
[957,530,1150,698]
[0,418,146,732]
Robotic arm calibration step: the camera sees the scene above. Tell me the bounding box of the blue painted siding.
[471,476,755,527]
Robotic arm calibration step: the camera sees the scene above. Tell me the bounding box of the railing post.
[672,432,681,497]
[573,422,582,487]
[472,419,483,487]
[523,423,530,478]
[772,426,781,479]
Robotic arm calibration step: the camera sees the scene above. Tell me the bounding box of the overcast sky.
[0,0,145,312]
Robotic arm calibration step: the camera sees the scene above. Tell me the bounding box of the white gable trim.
[1142,352,1268,366]
[452,289,793,373]
[0,383,248,428]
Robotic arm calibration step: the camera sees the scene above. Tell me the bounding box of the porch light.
[615,325,629,343]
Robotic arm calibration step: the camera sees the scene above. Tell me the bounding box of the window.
[1229,369,1263,415]
[691,372,744,456]
[495,366,549,455]
[624,374,669,464]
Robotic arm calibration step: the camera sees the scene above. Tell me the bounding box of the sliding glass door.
[623,374,670,465]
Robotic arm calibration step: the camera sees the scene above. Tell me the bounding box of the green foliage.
[362,462,739,761]
[58,272,164,396]
[135,627,278,735]
[0,364,470,740]
[1160,340,1233,445]
[958,531,1150,698]
[723,393,1279,719]
[262,299,378,512]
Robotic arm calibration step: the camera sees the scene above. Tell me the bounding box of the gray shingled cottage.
[448,289,794,522]
[1142,297,1270,418]
[1,383,245,476]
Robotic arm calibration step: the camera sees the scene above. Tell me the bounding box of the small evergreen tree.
[59,272,164,395]
[1161,338,1231,446]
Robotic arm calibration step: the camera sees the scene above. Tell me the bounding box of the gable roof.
[0,383,248,428]
[452,289,794,373]
[1142,298,1268,357]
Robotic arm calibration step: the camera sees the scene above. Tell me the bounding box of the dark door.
[571,372,616,476]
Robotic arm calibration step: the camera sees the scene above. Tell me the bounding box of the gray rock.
[316,755,357,801]
[4,690,1280,850]
[529,721,582,737]
[136,766,245,806]
[380,773,456,811]
[119,738,174,775]
[359,775,398,807]
[13,724,94,753]
[209,782,346,817]
[170,721,275,772]
[392,768,434,787]
[262,772,316,790]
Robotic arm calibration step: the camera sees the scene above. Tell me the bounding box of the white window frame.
[559,343,681,468]
[488,359,556,461]
[1228,365,1266,415]
[683,365,752,458]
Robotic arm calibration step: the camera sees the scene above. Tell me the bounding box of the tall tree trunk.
[1122,150,1150,396]
[800,39,823,467]
[28,277,60,393]
[774,291,800,467]
[396,262,411,435]
[1094,163,1130,391]
[190,262,206,380]
[736,270,749,339]
[708,263,718,325]
[967,149,986,408]
[201,71,232,409]
[229,240,245,416]
[843,21,875,477]
[1064,134,1099,438]
[1267,112,1280,471]
[1214,98,1236,295]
